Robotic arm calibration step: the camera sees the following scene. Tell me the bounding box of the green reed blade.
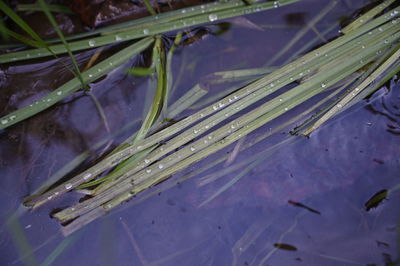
[0,0,48,48]
[341,0,397,34]
[0,0,299,63]
[0,37,154,130]
[37,0,85,87]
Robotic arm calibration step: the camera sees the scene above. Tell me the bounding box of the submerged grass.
[2,0,399,236]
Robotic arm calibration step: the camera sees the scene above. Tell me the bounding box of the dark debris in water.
[273,243,298,251]
[288,199,321,215]
[364,189,388,211]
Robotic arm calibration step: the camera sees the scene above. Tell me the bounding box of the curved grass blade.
[37,0,85,87]
[0,0,46,46]
[135,37,167,142]
[0,23,42,47]
[0,37,154,130]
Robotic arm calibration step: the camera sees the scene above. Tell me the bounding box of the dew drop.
[88,74,93,78]
[284,107,288,111]
[47,196,53,200]
[88,40,96,47]
[146,169,152,173]
[337,104,343,108]
[143,29,150,34]
[208,135,213,140]
[213,105,218,111]
[57,91,63,96]
[218,102,225,108]
[273,1,280,8]
[321,83,326,88]
[193,129,199,134]
[230,124,236,129]
[190,146,196,151]
[208,14,218,22]
[83,173,92,180]
[279,98,283,102]
[115,35,122,41]
[144,159,151,164]
[158,164,164,169]
[9,115,16,120]
[65,183,73,190]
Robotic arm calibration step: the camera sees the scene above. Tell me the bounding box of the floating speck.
[208,14,218,22]
[88,40,96,47]
[65,183,73,190]
[25,224,32,229]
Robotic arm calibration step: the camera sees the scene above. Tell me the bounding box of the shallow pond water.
[1,0,399,265]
